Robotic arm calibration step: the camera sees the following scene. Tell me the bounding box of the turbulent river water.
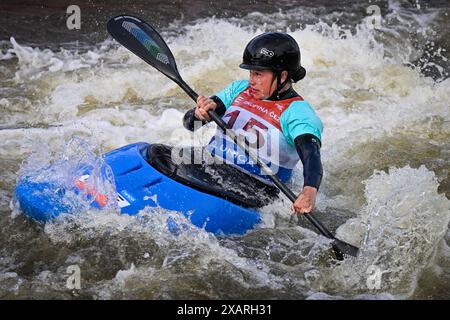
[0,0,449,299]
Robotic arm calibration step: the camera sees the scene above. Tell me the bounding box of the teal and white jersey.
[208,80,323,183]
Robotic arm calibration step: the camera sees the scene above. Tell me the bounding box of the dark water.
[0,0,449,300]
[1,0,449,79]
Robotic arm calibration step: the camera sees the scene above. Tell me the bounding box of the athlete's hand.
[195,95,217,121]
[291,186,317,215]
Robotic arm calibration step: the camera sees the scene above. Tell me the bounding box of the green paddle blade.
[107,15,180,81]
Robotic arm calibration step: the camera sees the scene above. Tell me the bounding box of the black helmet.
[239,32,306,82]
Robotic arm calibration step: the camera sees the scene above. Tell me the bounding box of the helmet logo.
[260,48,274,57]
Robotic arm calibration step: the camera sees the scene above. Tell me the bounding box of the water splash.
[311,165,450,298]
[15,136,118,217]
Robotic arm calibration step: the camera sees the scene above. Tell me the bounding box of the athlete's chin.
[250,90,265,100]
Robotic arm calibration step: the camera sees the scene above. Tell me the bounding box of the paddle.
[107,15,359,259]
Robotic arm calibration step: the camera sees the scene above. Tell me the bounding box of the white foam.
[311,165,450,298]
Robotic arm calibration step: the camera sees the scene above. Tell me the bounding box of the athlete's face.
[248,70,277,100]
[248,70,288,100]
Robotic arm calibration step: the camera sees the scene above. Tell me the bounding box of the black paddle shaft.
[106,15,359,258]
[207,111,336,239]
[210,110,357,258]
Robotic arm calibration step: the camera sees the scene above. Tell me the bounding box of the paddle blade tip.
[332,240,360,260]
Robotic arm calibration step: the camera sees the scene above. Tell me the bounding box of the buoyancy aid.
[206,87,303,183]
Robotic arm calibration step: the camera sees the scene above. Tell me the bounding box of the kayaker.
[182,32,323,215]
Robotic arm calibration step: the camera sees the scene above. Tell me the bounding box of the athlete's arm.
[294,134,323,190]
[183,80,249,131]
[183,95,226,131]
[291,133,323,214]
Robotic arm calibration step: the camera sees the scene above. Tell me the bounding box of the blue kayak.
[14,142,279,235]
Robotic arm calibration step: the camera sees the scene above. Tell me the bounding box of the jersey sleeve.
[214,80,249,109]
[280,100,324,147]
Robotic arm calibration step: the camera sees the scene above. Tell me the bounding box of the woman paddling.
[182,32,324,215]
